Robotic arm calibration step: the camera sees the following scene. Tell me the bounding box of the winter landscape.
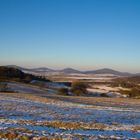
[1,0,140,139]
[0,66,140,139]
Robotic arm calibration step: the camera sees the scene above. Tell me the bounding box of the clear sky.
[0,0,140,73]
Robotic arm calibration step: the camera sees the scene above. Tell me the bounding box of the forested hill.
[0,66,50,83]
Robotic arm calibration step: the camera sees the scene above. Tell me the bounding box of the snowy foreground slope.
[0,93,140,140]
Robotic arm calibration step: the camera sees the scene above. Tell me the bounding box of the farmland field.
[0,92,140,140]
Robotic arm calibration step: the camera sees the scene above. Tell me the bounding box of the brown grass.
[132,125,140,132]
[16,119,109,130]
[0,131,63,140]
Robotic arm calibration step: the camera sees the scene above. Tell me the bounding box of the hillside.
[113,76,140,85]
[0,66,50,83]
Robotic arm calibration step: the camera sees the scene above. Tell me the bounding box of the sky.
[0,0,140,73]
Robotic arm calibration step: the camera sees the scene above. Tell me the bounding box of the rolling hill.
[59,68,82,74]
[4,65,134,76]
[84,68,132,76]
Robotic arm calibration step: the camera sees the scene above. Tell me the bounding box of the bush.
[0,83,9,92]
[100,93,109,97]
[71,82,87,96]
[119,88,140,98]
[129,88,140,97]
[58,88,69,95]
[111,81,136,88]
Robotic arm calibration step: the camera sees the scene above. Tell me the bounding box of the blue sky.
[0,0,140,72]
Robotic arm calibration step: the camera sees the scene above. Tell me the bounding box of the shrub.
[119,88,140,98]
[100,93,109,97]
[129,88,140,97]
[0,83,9,92]
[111,81,136,88]
[71,82,87,96]
[58,88,69,95]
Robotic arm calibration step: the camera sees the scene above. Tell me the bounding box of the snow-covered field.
[87,85,128,98]
[0,93,140,140]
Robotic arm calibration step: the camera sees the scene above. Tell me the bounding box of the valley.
[0,66,140,139]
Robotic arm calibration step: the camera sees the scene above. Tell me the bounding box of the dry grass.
[0,92,140,110]
[132,125,140,132]
[0,131,63,140]
[16,119,109,130]
[0,92,140,139]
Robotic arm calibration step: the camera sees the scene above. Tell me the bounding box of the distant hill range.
[59,68,82,74]
[3,65,137,76]
[84,68,132,76]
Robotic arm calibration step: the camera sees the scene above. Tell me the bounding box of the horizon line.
[0,64,139,74]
